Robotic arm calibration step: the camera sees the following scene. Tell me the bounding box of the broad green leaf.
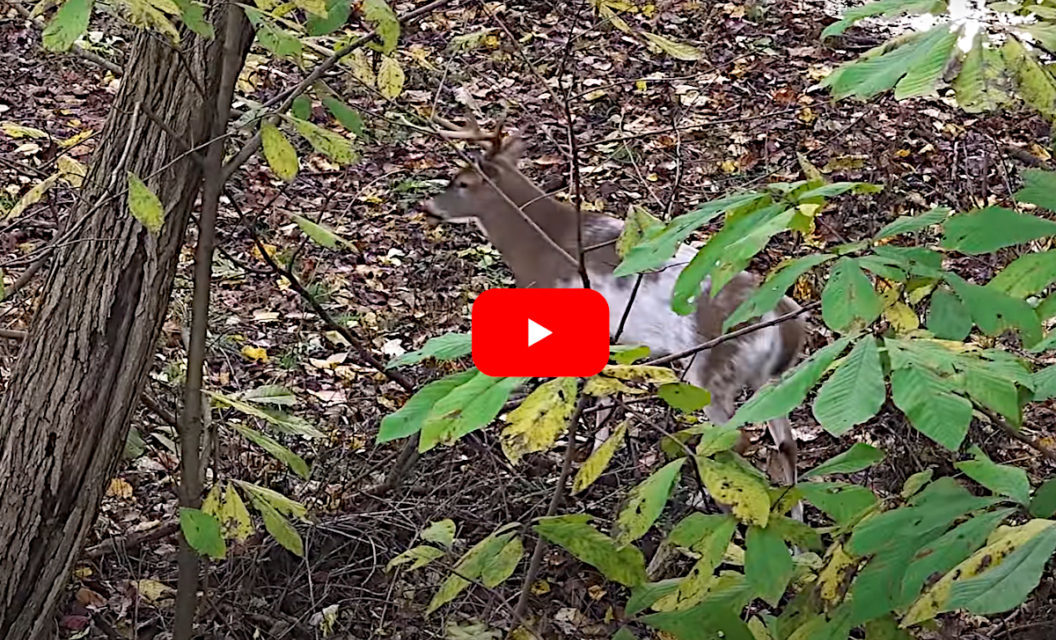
[656,516,738,611]
[768,514,823,551]
[614,191,766,277]
[428,574,470,615]
[377,369,476,443]
[292,214,345,249]
[500,377,578,463]
[293,0,327,16]
[427,524,519,613]
[235,480,308,519]
[1035,365,1056,402]
[612,628,638,640]
[746,525,793,606]
[1016,169,1056,212]
[874,206,949,239]
[870,245,943,278]
[250,493,305,556]
[289,96,311,124]
[986,250,1056,298]
[232,423,310,479]
[821,258,882,333]
[614,459,685,545]
[890,365,972,450]
[42,0,92,51]
[729,336,854,427]
[641,31,701,61]
[260,122,299,181]
[667,513,738,553]
[480,535,523,587]
[946,273,1042,346]
[1038,293,1056,322]
[941,206,1056,255]
[386,544,445,572]
[363,0,399,53]
[926,287,972,340]
[245,8,302,58]
[1030,478,1056,518]
[291,117,355,165]
[706,208,799,297]
[964,364,1022,426]
[893,26,958,99]
[210,391,325,438]
[821,0,940,38]
[641,596,756,640]
[954,35,1011,112]
[803,443,885,480]
[617,205,663,258]
[387,332,471,368]
[956,446,1030,504]
[321,96,365,136]
[377,55,405,99]
[695,425,743,456]
[572,421,627,493]
[798,482,878,526]
[1002,35,1056,119]
[904,519,1056,624]
[657,382,711,412]
[627,579,682,616]
[126,171,165,234]
[901,468,933,498]
[812,337,885,436]
[535,514,647,586]
[419,373,525,451]
[610,344,651,365]
[305,0,349,36]
[172,0,213,38]
[724,254,834,331]
[239,385,296,406]
[696,456,771,527]
[823,26,953,100]
[420,518,456,548]
[180,508,226,559]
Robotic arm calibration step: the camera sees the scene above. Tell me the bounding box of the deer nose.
[421,199,444,226]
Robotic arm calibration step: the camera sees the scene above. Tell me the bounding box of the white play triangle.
[527,318,552,347]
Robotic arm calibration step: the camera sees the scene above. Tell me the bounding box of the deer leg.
[591,396,616,453]
[766,416,803,521]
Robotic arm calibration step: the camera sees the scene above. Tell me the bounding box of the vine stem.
[513,393,588,627]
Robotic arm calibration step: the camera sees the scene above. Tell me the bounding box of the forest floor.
[2,0,1056,638]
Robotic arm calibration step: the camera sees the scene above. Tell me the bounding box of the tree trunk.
[0,13,251,638]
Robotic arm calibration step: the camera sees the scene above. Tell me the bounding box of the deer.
[421,117,806,511]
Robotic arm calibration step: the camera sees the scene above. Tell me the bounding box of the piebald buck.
[422,119,805,497]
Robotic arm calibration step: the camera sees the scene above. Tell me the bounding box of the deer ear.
[494,136,526,163]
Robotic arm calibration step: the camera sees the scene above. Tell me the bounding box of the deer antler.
[433,110,507,156]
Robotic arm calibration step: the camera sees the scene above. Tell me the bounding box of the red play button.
[471,288,610,377]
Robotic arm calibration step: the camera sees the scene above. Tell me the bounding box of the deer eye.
[456,180,470,189]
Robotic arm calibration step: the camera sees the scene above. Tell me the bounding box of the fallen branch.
[982,407,1056,464]
[84,521,180,559]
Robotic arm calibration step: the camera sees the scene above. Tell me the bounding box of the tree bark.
[0,12,251,638]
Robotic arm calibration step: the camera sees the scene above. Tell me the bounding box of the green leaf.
[724,254,833,331]
[610,344,651,365]
[245,8,302,58]
[291,117,355,165]
[427,524,519,613]
[964,364,1022,426]
[797,482,878,526]
[986,250,1056,298]
[290,96,311,121]
[209,391,325,438]
[387,332,471,368]
[42,0,93,51]
[294,0,327,16]
[480,535,523,587]
[612,628,638,640]
[746,525,793,606]
[1015,169,1056,212]
[695,425,744,457]
[894,26,958,99]
[614,191,766,277]
[802,443,885,480]
[956,446,1030,504]
[573,421,627,493]
[321,96,364,136]
[821,0,940,39]
[617,205,663,258]
[232,423,310,479]
[238,385,296,406]
[377,55,404,99]
[173,0,214,39]
[658,382,711,412]
[305,0,349,36]
[235,480,308,519]
[180,508,226,559]
[874,206,949,239]
[419,373,525,451]
[768,514,823,551]
[292,214,345,249]
[823,26,954,100]
[500,377,578,463]
[627,579,682,616]
[954,35,1011,113]
[942,206,1056,255]
[811,337,885,436]
[870,245,943,278]
[822,258,882,333]
[260,122,298,181]
[641,598,756,640]
[947,522,1056,615]
[1002,35,1056,119]
[641,31,701,61]
[125,171,165,234]
[946,273,1042,346]
[250,494,305,556]
[535,514,647,586]
[377,370,476,443]
[890,365,973,450]
[1029,478,1056,518]
[386,544,445,572]
[730,336,854,427]
[927,287,972,340]
[614,459,685,545]
[420,518,456,548]
[1034,364,1056,401]
[696,456,771,527]
[705,208,799,298]
[901,468,933,498]
[362,0,399,53]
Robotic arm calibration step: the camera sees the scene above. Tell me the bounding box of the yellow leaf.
[817,543,857,603]
[293,0,326,15]
[572,421,627,493]
[748,617,774,640]
[584,365,677,397]
[884,301,919,334]
[599,4,630,33]
[241,345,269,362]
[345,49,375,87]
[134,578,174,603]
[126,171,165,234]
[902,519,1056,626]
[261,122,299,181]
[501,377,578,463]
[58,129,93,148]
[641,32,701,61]
[695,456,771,527]
[4,173,59,220]
[220,484,253,542]
[530,579,550,594]
[291,117,355,165]
[106,477,133,498]
[1,121,48,139]
[57,155,87,187]
[635,79,647,92]
[377,55,404,99]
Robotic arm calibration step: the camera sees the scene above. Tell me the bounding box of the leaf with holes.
[942,206,1056,255]
[890,365,972,450]
[822,258,882,333]
[696,456,771,527]
[535,514,647,586]
[812,337,886,436]
[500,377,578,463]
[573,421,627,493]
[614,459,685,545]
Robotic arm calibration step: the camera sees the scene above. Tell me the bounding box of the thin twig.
[982,407,1056,464]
